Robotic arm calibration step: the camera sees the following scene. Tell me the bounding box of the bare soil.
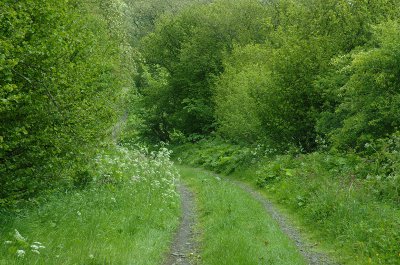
[164,183,199,265]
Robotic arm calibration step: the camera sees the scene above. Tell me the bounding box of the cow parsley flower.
[16,249,25,257]
[14,229,26,242]
[33,241,45,248]
[31,244,40,250]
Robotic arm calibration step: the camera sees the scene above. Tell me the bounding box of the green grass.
[0,184,179,265]
[0,146,180,265]
[175,141,400,264]
[233,156,400,265]
[179,166,306,265]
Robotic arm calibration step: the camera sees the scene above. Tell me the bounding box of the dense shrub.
[0,0,135,206]
[317,20,400,150]
[139,0,271,139]
[173,138,265,174]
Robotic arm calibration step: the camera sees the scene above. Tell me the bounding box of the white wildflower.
[89,254,94,259]
[14,229,26,242]
[33,242,45,248]
[31,244,39,250]
[16,249,25,257]
[31,249,40,254]
[77,211,82,216]
[4,241,13,245]
[111,197,116,203]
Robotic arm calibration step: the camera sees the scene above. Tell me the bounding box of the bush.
[173,138,262,174]
[0,0,135,206]
[317,20,400,150]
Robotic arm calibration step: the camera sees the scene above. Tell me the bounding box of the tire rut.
[164,183,198,265]
[232,180,339,265]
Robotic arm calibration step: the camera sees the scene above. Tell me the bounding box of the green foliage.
[174,138,262,174]
[139,0,271,139]
[214,45,270,144]
[214,39,323,149]
[0,0,135,206]
[213,0,400,150]
[317,20,400,150]
[136,0,400,151]
[123,0,212,43]
[135,0,400,151]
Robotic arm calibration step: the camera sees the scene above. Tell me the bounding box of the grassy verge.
[0,146,180,265]
[233,154,400,265]
[179,166,306,265]
[174,140,400,265]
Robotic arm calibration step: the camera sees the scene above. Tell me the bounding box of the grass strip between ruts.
[179,166,306,265]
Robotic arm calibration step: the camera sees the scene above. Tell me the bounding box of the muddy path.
[164,183,198,265]
[232,180,338,265]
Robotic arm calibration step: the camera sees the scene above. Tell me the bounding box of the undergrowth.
[0,145,180,265]
[174,137,400,265]
[173,138,266,174]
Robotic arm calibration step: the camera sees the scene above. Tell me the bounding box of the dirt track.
[166,171,338,265]
[164,183,198,265]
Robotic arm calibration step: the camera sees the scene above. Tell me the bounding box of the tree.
[0,0,135,206]
[317,20,400,150]
[139,0,271,140]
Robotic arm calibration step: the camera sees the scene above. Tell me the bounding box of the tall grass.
[246,153,400,265]
[0,145,180,265]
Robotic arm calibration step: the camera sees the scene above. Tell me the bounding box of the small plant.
[3,230,46,258]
